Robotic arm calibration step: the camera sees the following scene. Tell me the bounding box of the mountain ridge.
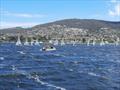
[0,19,120,30]
[33,19,120,29]
[0,19,120,39]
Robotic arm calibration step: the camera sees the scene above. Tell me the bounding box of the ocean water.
[0,43,120,90]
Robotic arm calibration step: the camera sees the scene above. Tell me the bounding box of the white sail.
[53,40,59,45]
[49,40,53,44]
[16,35,22,46]
[24,38,29,45]
[60,39,65,46]
[115,37,119,46]
[87,39,90,46]
[30,38,34,46]
[34,39,40,45]
[70,40,76,46]
[100,39,105,46]
[92,39,96,46]
[39,41,43,44]
[105,41,109,44]
[72,41,76,46]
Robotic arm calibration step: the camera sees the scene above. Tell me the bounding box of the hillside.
[33,19,120,30]
[0,19,120,41]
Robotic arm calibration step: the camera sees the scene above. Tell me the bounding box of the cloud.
[1,11,45,18]
[109,4,120,16]
[109,0,120,17]
[0,10,45,29]
[110,0,117,3]
[0,22,40,29]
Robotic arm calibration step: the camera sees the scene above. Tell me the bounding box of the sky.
[0,0,120,29]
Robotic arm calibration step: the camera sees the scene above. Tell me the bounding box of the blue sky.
[0,0,120,28]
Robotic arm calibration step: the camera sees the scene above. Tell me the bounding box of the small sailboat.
[53,40,59,45]
[92,39,96,46]
[87,39,90,46]
[34,39,40,45]
[24,38,29,45]
[16,35,22,46]
[100,39,105,46]
[105,41,109,44]
[30,38,34,46]
[49,40,53,44]
[115,37,119,46]
[71,40,76,46]
[60,39,65,46]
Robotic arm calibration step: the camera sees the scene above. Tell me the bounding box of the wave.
[26,73,66,90]
[110,60,120,63]
[0,57,4,60]
[17,51,26,55]
[87,72,109,80]
[67,68,74,72]
[88,72,99,77]
[9,66,66,90]
[54,54,66,58]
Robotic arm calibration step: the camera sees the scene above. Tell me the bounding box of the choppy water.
[0,43,120,90]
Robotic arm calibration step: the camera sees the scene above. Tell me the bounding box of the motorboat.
[41,45,56,51]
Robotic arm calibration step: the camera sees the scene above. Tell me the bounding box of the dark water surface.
[0,43,120,90]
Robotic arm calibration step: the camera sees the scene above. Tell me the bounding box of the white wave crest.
[0,57,4,60]
[17,51,26,54]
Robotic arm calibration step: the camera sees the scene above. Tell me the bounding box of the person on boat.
[42,44,56,51]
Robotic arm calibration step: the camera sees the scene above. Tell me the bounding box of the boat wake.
[12,66,66,90]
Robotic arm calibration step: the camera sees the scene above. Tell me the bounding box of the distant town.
[0,19,120,45]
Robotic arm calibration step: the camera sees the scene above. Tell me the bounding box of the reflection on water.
[0,43,120,90]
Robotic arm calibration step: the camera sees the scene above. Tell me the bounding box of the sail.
[100,39,105,46]
[16,35,22,46]
[92,39,96,46]
[24,38,29,45]
[115,37,120,46]
[30,38,34,45]
[34,39,40,45]
[53,40,59,45]
[60,39,65,46]
[87,39,90,46]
